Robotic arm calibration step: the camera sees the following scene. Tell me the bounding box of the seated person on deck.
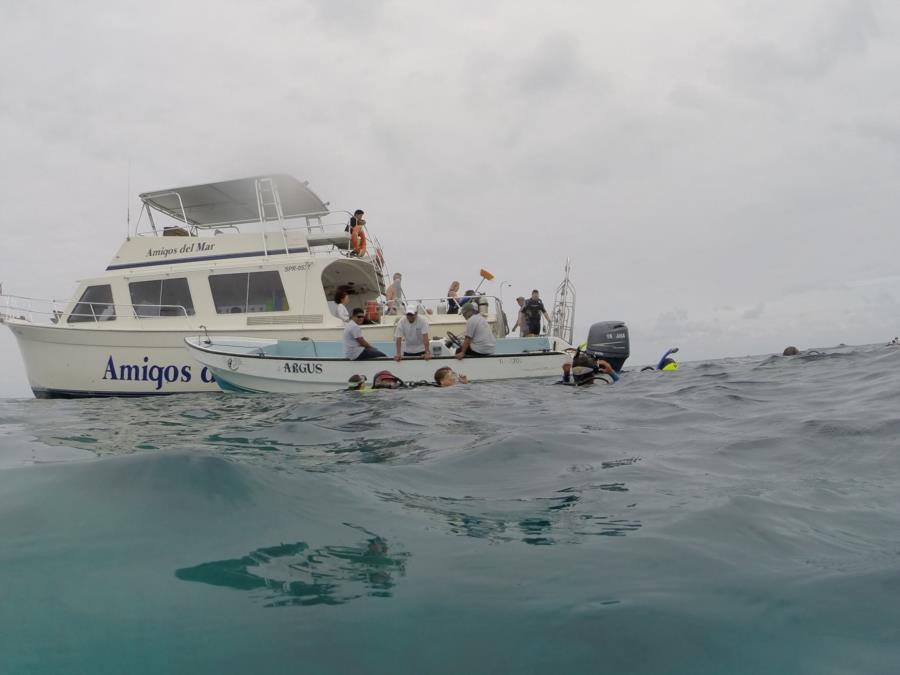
[455,303,496,359]
[328,289,351,322]
[344,308,387,360]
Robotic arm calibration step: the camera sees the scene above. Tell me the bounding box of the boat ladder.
[256,177,284,223]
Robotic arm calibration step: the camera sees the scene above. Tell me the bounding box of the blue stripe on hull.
[32,387,200,399]
[105,247,309,271]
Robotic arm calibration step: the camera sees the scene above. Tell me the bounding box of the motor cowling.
[584,321,630,372]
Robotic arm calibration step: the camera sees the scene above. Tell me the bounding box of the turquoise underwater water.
[1,345,900,674]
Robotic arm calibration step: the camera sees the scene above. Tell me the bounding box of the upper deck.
[114,174,377,272]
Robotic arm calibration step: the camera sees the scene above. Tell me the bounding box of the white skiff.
[184,334,571,393]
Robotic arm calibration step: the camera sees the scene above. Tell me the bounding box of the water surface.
[2,345,900,674]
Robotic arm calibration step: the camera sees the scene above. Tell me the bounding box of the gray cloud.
[742,303,765,320]
[723,0,879,86]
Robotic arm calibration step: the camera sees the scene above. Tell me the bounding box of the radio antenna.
[126,160,131,239]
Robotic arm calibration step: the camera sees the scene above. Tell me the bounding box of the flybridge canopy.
[138,174,330,228]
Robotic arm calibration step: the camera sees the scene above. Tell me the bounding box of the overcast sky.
[2,0,900,397]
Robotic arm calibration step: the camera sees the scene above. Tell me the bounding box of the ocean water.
[2,345,900,675]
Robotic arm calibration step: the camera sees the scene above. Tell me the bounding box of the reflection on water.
[175,524,409,607]
[378,485,642,546]
[14,391,475,470]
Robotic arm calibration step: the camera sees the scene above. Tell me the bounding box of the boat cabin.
[40,175,501,338]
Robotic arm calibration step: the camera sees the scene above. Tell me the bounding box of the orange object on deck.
[351,225,367,256]
[365,300,379,322]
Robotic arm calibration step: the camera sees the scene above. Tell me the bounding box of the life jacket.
[372,370,403,389]
[351,224,367,256]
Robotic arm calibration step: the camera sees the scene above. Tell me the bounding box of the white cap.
[405,302,418,315]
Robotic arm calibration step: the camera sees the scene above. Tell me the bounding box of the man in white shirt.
[344,308,387,360]
[394,302,431,361]
[455,302,496,359]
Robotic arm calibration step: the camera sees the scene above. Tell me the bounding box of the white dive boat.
[0,175,511,398]
[184,334,571,393]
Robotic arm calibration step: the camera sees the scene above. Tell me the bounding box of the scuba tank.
[477,295,489,317]
[430,338,445,357]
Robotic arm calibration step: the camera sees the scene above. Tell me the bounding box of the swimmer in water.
[559,351,620,386]
[347,374,371,391]
[641,347,680,372]
[434,366,468,387]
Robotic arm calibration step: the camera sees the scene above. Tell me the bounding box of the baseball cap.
[461,302,478,315]
[405,302,418,315]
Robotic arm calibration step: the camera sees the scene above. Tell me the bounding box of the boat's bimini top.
[139,174,329,228]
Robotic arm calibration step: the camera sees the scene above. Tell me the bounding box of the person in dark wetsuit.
[521,290,551,337]
[558,351,620,386]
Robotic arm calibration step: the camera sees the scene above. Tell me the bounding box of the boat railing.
[0,293,191,325]
[133,209,385,263]
[135,209,354,238]
[382,295,511,337]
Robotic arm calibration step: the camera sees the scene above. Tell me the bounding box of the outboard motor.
[584,321,630,372]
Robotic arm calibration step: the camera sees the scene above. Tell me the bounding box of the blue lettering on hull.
[103,355,215,390]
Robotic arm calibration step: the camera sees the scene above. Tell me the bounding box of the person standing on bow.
[455,303,496,359]
[521,290,550,337]
[510,296,526,336]
[346,209,365,232]
[446,280,461,314]
[394,302,431,361]
[385,272,404,314]
[347,209,366,256]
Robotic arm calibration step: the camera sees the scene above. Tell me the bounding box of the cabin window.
[67,284,116,323]
[128,278,195,317]
[208,271,289,314]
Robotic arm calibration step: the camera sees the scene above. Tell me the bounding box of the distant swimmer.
[641,347,680,372]
[783,346,800,356]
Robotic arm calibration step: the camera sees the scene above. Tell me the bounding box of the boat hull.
[185,337,569,393]
[4,319,468,397]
